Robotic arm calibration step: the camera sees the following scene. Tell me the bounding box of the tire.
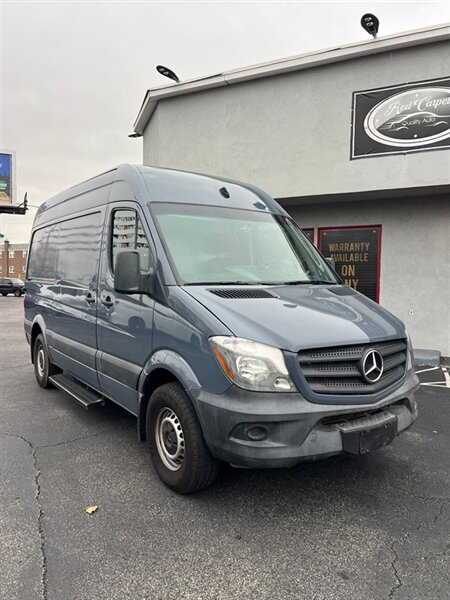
[146,382,220,494]
[1,293,7,297]
[33,334,55,389]
[14,289,21,297]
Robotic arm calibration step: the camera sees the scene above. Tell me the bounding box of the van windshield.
[152,203,339,286]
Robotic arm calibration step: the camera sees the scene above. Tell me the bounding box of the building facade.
[133,25,450,357]
[0,240,28,279]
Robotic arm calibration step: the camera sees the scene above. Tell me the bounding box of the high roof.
[133,23,450,135]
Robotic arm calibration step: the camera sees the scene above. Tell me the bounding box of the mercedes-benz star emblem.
[361,350,384,383]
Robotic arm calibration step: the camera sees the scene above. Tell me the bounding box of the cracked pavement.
[1,297,449,600]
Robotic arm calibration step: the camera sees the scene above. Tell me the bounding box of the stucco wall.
[143,40,450,199]
[142,39,450,356]
[287,196,450,356]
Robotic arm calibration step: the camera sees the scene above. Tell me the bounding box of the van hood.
[183,285,405,352]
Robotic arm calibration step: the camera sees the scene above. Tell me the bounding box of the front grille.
[322,408,383,426]
[321,399,408,426]
[298,340,407,395]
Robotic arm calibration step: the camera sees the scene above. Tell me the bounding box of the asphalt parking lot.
[1,296,449,600]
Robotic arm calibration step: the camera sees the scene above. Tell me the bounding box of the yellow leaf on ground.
[85,505,98,514]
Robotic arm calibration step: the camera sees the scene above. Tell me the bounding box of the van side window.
[58,212,102,286]
[111,210,152,273]
[28,225,58,280]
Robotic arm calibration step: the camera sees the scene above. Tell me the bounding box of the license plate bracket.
[341,418,398,455]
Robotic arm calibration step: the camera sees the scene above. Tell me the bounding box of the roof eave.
[133,23,450,135]
[133,74,226,135]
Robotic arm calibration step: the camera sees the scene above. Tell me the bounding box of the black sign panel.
[319,226,381,302]
[351,77,450,159]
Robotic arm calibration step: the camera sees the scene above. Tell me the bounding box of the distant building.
[0,240,28,279]
[133,24,450,357]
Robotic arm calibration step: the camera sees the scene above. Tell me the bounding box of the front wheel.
[146,382,219,493]
[14,289,21,297]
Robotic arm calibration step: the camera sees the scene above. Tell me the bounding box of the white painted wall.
[143,41,450,199]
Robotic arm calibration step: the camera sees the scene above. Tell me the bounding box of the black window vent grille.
[298,340,407,395]
[328,286,358,296]
[208,288,278,299]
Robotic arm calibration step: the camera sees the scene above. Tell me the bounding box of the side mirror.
[114,251,154,294]
[325,257,336,271]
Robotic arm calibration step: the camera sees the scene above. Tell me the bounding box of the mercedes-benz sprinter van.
[25,165,419,493]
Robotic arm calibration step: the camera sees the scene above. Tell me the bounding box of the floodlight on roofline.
[361,13,379,38]
[156,65,180,83]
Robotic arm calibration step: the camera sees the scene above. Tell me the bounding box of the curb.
[413,349,441,367]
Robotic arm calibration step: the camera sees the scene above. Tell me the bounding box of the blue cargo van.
[25,165,419,493]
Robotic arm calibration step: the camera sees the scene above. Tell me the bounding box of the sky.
[1,0,449,243]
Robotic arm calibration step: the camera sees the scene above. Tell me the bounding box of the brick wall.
[0,240,28,279]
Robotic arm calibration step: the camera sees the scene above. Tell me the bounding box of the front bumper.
[189,369,419,468]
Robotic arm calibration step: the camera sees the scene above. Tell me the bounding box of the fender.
[136,349,202,441]
[29,314,52,362]
[138,349,203,393]
[29,313,48,336]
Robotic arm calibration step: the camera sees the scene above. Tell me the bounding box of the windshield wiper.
[187,279,336,286]
[283,279,335,285]
[186,281,263,286]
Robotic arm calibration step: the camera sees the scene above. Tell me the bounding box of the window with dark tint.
[111,209,152,274]
[28,225,58,280]
[57,212,102,287]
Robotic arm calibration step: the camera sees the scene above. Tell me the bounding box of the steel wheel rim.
[155,407,185,471]
[37,346,45,378]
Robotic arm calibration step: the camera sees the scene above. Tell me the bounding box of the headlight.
[406,330,413,371]
[209,336,295,392]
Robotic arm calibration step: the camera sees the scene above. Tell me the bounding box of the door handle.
[85,292,96,304]
[101,295,115,308]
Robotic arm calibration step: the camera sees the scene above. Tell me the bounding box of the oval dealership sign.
[364,87,450,147]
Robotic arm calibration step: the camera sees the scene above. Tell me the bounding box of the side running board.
[49,374,105,410]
